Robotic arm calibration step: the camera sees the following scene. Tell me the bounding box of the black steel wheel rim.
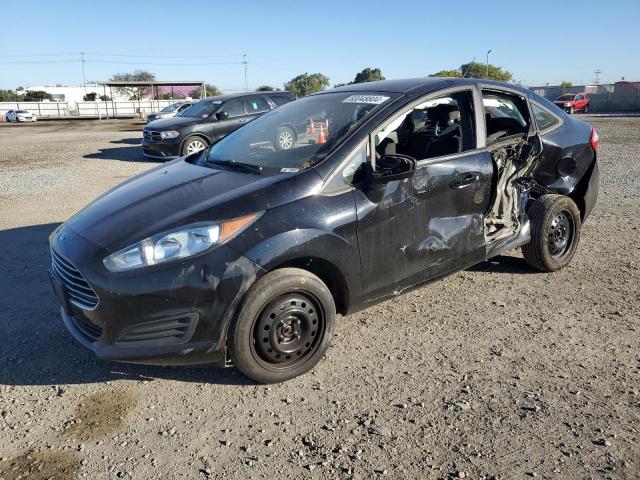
[251,292,325,370]
[548,209,575,259]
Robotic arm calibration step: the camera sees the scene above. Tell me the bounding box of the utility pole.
[243,54,248,92]
[81,51,87,93]
[594,69,602,84]
[486,49,492,79]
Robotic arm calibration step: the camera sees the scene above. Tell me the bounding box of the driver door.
[355,88,493,301]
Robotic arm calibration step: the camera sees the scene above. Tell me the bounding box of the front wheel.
[228,268,336,383]
[181,136,208,156]
[569,107,574,114]
[583,104,589,114]
[274,126,295,150]
[522,194,581,272]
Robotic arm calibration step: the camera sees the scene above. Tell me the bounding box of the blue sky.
[1,0,638,90]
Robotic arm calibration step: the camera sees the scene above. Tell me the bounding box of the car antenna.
[462,57,476,78]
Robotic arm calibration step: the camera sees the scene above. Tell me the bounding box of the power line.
[87,59,244,66]
[85,52,244,59]
[0,59,78,64]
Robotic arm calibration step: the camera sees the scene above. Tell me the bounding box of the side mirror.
[216,111,229,120]
[372,154,417,184]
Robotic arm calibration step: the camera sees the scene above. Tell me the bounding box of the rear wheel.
[228,268,335,383]
[583,104,589,113]
[181,137,208,156]
[522,194,581,272]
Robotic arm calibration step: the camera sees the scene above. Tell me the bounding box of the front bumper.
[48,224,265,366]
[141,138,181,160]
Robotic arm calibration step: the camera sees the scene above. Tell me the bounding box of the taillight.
[590,129,599,150]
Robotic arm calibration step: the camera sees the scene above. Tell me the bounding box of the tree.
[23,90,53,101]
[560,81,573,92]
[99,94,112,101]
[429,62,512,81]
[256,85,277,91]
[189,83,222,99]
[284,73,330,97]
[83,92,97,101]
[429,69,463,78]
[353,67,385,84]
[0,89,18,101]
[109,70,156,100]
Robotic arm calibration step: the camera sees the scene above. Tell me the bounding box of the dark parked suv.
[142,92,295,159]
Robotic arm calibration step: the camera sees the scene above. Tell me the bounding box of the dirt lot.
[0,117,638,479]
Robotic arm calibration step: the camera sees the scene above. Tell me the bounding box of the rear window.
[531,103,560,131]
[269,95,293,106]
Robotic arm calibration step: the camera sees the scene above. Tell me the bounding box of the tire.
[569,107,574,114]
[274,126,295,150]
[228,268,336,383]
[181,136,208,156]
[583,104,589,114]
[522,194,581,272]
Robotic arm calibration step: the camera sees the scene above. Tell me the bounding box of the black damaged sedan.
[49,78,599,383]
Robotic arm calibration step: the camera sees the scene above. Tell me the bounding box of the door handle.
[449,172,480,189]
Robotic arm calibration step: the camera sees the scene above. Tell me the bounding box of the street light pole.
[486,49,492,79]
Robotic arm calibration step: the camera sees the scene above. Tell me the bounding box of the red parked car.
[554,92,590,114]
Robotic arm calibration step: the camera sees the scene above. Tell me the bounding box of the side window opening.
[531,103,560,131]
[244,96,271,114]
[374,90,476,162]
[482,90,530,144]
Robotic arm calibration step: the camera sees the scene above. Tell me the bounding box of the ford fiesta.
[49,78,599,383]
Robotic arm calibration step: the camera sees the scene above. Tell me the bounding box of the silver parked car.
[5,109,37,122]
[146,102,193,123]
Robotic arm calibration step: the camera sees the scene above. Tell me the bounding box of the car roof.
[203,91,294,101]
[320,77,529,96]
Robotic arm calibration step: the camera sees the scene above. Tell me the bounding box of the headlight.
[564,103,571,107]
[103,214,259,272]
[160,130,180,139]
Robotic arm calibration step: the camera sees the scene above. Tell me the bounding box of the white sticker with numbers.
[342,95,390,105]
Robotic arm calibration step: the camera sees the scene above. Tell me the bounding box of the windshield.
[160,103,181,113]
[557,94,575,101]
[180,99,221,118]
[204,92,394,172]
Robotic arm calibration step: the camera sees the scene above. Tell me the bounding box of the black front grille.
[51,248,99,310]
[143,130,162,142]
[116,313,198,346]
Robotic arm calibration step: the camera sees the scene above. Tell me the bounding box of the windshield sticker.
[280,167,299,173]
[342,95,390,105]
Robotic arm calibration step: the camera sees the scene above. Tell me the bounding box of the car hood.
[66,158,321,252]
[145,116,203,130]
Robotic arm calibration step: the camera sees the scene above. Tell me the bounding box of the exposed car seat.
[404,104,462,159]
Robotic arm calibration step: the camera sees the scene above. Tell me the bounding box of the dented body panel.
[49,78,598,366]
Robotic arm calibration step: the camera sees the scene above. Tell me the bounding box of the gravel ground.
[0,118,638,479]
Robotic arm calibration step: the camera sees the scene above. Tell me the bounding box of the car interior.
[375,91,475,162]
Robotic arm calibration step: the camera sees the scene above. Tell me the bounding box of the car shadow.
[110,137,141,145]
[0,223,254,387]
[83,146,158,163]
[467,255,539,274]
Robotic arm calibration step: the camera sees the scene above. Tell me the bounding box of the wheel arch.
[267,256,350,315]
